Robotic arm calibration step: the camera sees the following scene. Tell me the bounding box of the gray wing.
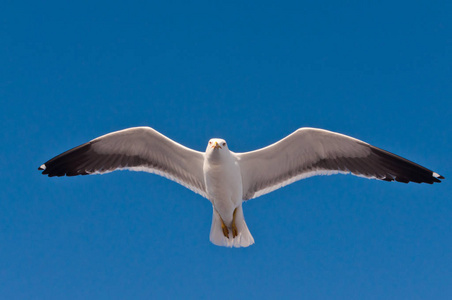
[235,128,444,200]
[39,127,207,198]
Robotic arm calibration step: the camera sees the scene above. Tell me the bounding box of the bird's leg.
[232,207,238,238]
[220,216,229,238]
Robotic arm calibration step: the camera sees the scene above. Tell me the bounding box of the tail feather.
[210,205,254,248]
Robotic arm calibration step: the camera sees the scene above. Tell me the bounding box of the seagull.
[38,127,444,247]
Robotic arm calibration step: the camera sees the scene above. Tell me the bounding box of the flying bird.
[38,127,444,247]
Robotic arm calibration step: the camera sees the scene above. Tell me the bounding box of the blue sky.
[1,0,451,299]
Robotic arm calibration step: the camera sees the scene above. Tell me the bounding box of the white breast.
[203,152,243,224]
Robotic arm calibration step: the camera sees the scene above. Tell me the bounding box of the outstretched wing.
[39,127,207,198]
[236,128,444,200]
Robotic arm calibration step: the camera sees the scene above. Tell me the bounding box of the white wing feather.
[39,127,207,198]
[235,128,442,200]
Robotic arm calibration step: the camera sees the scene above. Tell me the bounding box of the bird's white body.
[204,143,242,223]
[204,139,254,247]
[39,126,443,248]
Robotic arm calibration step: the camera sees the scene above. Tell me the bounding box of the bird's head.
[205,138,229,158]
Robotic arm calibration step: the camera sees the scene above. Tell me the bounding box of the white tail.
[209,205,255,248]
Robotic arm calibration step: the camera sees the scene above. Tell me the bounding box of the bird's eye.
[222,142,226,146]
[209,141,212,144]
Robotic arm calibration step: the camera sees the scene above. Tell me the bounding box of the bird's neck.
[206,151,232,166]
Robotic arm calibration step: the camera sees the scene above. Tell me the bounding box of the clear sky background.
[1,1,451,299]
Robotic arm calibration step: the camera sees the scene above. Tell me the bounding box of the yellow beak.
[212,142,222,149]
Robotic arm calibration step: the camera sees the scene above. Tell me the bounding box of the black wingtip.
[432,172,445,181]
[38,164,46,171]
[366,146,444,184]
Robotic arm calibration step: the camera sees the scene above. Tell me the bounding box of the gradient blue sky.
[1,1,451,299]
